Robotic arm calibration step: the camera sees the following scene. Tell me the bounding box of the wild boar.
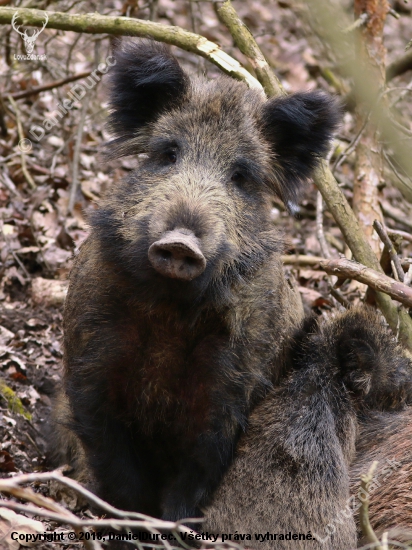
[62,39,339,520]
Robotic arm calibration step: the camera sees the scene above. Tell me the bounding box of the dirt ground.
[0,0,412,548]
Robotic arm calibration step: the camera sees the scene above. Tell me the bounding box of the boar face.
[91,40,339,306]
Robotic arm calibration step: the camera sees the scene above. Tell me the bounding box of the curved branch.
[216,0,285,97]
[0,7,262,92]
[320,258,412,308]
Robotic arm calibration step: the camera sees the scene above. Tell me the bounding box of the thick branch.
[320,258,412,308]
[216,1,285,97]
[0,7,262,92]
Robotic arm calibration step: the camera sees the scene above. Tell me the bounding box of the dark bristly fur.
[62,39,338,521]
[204,307,412,549]
[261,92,341,207]
[57,39,412,548]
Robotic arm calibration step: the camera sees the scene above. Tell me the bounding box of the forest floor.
[0,0,412,548]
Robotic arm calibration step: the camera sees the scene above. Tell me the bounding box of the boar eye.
[166,151,177,164]
[231,171,245,186]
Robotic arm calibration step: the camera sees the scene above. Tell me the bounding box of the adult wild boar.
[62,39,340,521]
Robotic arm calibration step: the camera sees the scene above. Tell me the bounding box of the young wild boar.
[204,307,412,549]
[62,39,340,520]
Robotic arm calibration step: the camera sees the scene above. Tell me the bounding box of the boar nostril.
[159,249,172,261]
[148,230,206,281]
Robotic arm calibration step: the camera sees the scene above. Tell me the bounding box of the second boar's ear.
[107,40,189,150]
[261,91,341,212]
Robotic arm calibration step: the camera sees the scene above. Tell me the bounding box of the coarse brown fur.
[204,307,412,549]
[56,40,412,548]
[62,39,339,522]
[351,409,412,542]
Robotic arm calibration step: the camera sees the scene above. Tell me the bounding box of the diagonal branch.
[0,7,262,92]
[215,0,285,97]
[217,0,412,349]
[319,258,412,308]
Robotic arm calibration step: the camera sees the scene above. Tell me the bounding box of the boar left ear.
[106,39,189,156]
[261,91,341,211]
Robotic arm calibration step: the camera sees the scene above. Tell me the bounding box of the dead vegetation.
[0,0,412,548]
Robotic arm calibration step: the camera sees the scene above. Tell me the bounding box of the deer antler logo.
[12,11,48,54]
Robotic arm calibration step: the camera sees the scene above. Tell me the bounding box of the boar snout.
[148,230,206,281]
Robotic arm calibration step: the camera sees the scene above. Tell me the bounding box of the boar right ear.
[261,92,341,212]
[106,40,189,153]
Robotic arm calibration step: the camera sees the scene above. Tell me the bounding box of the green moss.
[0,379,32,420]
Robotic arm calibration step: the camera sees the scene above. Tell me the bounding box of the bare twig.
[7,95,36,189]
[282,254,412,270]
[359,461,383,550]
[343,13,368,33]
[373,220,405,282]
[281,255,325,266]
[386,49,412,81]
[383,151,412,201]
[332,114,369,173]
[319,258,412,307]
[380,201,412,232]
[0,470,242,550]
[386,228,412,244]
[5,70,96,101]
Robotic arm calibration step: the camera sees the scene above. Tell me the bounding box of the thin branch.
[319,258,412,308]
[386,49,412,81]
[281,254,412,269]
[380,201,412,232]
[0,7,262,92]
[7,95,36,189]
[373,220,405,282]
[359,461,383,550]
[281,255,324,266]
[332,114,369,173]
[5,70,95,100]
[386,228,412,244]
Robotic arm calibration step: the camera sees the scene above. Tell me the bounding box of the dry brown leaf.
[0,509,45,549]
[31,278,67,307]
